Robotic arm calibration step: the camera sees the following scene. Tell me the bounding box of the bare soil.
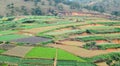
[95,40,109,44]
[112,39,120,44]
[59,40,84,47]
[2,46,33,57]
[96,62,108,66]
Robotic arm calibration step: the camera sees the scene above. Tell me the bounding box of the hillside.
[0,0,82,16]
[84,0,120,16]
[0,0,120,16]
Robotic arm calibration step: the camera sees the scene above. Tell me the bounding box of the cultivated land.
[2,46,33,57]
[0,16,120,66]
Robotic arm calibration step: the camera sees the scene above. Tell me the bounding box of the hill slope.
[0,0,120,16]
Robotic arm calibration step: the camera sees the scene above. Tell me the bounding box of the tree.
[31,7,42,15]
[111,11,120,16]
[57,4,64,11]
[21,6,29,15]
[83,42,97,50]
[70,2,80,9]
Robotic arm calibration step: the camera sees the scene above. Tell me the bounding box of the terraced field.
[0,16,120,66]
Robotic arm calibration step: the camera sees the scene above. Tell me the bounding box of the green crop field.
[57,49,85,61]
[0,34,28,41]
[25,47,56,59]
[25,47,85,61]
[0,30,17,35]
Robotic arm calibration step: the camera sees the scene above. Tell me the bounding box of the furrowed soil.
[2,46,33,57]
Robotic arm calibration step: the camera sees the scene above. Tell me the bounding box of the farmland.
[0,15,120,66]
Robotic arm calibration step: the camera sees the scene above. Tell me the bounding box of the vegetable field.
[0,16,120,66]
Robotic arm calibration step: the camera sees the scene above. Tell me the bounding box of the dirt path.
[48,44,120,57]
[2,46,33,57]
[54,48,58,66]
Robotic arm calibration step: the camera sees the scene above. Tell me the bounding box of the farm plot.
[0,30,17,35]
[48,44,120,57]
[25,47,85,61]
[0,44,16,50]
[25,47,56,59]
[53,27,73,32]
[11,36,51,44]
[57,49,85,61]
[0,34,28,41]
[2,46,33,57]
[22,22,87,34]
[58,40,85,47]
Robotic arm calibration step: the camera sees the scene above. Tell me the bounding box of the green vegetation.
[0,30,17,35]
[0,34,28,41]
[97,44,120,50]
[75,36,106,42]
[0,49,6,54]
[1,16,120,66]
[87,28,120,34]
[25,47,56,59]
[87,52,120,62]
[25,47,85,61]
[57,49,85,61]
[97,22,120,26]
[57,61,96,66]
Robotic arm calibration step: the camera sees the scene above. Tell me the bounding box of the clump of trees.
[83,42,98,50]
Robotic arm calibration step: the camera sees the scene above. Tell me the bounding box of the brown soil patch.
[48,44,120,57]
[112,39,120,44]
[106,48,120,52]
[59,40,85,47]
[2,46,33,57]
[95,40,109,44]
[96,62,107,66]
